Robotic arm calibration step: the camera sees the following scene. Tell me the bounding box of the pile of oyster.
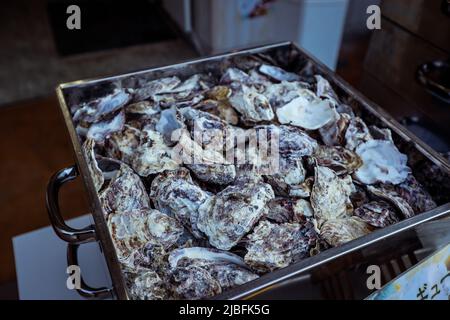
[73,55,437,300]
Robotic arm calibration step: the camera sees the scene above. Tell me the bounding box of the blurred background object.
[0,0,448,299]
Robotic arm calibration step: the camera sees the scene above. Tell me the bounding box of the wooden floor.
[0,97,90,294]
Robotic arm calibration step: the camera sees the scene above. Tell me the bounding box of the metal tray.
[47,42,450,300]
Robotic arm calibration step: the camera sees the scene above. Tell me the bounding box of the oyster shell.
[319,112,351,146]
[82,138,104,192]
[125,101,160,119]
[258,64,301,82]
[276,95,336,130]
[129,270,168,300]
[220,67,250,84]
[396,175,437,214]
[313,145,362,175]
[320,216,372,247]
[311,166,353,222]
[155,107,185,146]
[131,76,181,102]
[73,89,130,124]
[265,157,306,197]
[266,198,314,224]
[369,125,394,143]
[108,209,184,260]
[150,168,211,238]
[354,140,410,185]
[194,99,239,125]
[169,247,258,299]
[228,84,275,123]
[315,75,340,106]
[262,81,311,109]
[354,201,399,228]
[197,180,275,250]
[345,117,373,151]
[244,220,319,273]
[106,125,178,176]
[86,111,125,144]
[366,184,415,219]
[99,164,150,216]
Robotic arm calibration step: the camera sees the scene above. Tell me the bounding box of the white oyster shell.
[276,95,336,130]
[229,84,274,123]
[168,247,246,269]
[345,117,373,151]
[354,140,410,185]
[197,180,275,250]
[310,166,353,222]
[129,270,168,300]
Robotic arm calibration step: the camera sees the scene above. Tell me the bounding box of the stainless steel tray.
[47,42,450,300]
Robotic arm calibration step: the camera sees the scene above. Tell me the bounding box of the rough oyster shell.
[244,220,319,273]
[106,125,178,176]
[73,88,130,124]
[266,198,314,224]
[354,140,410,185]
[311,166,353,222]
[354,201,399,228]
[99,164,150,216]
[86,111,125,144]
[169,247,258,299]
[197,180,275,250]
[129,270,168,300]
[366,184,415,219]
[155,107,185,146]
[320,216,372,247]
[82,138,104,192]
[220,67,251,84]
[150,168,210,238]
[313,145,362,175]
[319,113,351,147]
[131,76,181,102]
[345,117,373,151]
[265,157,306,197]
[125,101,160,119]
[276,95,336,130]
[229,84,275,123]
[315,75,340,106]
[396,175,437,214]
[258,64,300,82]
[262,81,311,109]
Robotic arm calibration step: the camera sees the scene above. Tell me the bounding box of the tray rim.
[55,41,450,300]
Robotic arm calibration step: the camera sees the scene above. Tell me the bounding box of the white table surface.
[13,215,112,300]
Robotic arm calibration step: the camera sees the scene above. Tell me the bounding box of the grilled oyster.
[73,88,130,124]
[354,201,399,228]
[197,180,275,250]
[229,83,275,123]
[345,117,373,151]
[99,164,150,216]
[129,270,168,300]
[244,220,319,273]
[169,247,258,299]
[311,166,353,222]
[354,140,410,185]
[150,168,211,239]
[313,145,362,175]
[276,94,336,130]
[82,138,104,192]
[320,216,372,247]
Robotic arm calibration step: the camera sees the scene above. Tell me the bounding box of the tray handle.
[46,165,96,244]
[67,244,113,299]
[416,60,450,104]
